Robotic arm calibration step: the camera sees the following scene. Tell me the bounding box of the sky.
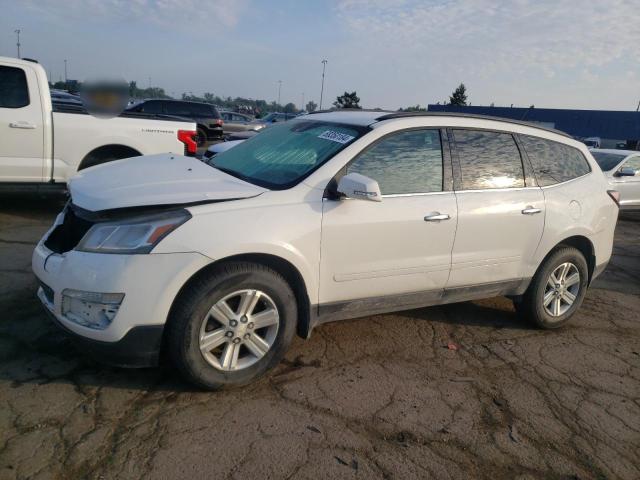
[1,0,639,111]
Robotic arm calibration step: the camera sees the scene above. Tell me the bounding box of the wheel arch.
[167,253,312,341]
[78,144,142,170]
[543,235,596,283]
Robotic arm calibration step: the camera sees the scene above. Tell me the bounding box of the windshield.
[591,152,627,171]
[210,120,368,189]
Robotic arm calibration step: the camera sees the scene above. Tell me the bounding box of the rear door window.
[167,101,192,116]
[519,135,591,186]
[624,156,640,173]
[453,129,525,190]
[141,101,164,114]
[347,129,443,194]
[190,103,213,116]
[0,66,29,108]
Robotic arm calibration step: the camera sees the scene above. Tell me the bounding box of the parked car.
[220,111,264,136]
[33,111,618,390]
[127,99,223,146]
[591,149,640,210]
[251,112,297,127]
[202,139,245,161]
[0,57,197,193]
[50,89,83,106]
[227,130,260,141]
[583,136,601,148]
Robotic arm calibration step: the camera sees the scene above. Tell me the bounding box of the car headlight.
[77,210,191,254]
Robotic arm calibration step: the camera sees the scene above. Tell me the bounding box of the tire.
[167,262,297,390]
[518,246,589,329]
[79,146,140,170]
[196,128,207,147]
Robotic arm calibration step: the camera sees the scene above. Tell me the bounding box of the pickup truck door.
[0,64,45,182]
[319,129,457,317]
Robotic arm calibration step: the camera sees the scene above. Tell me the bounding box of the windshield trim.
[210,120,371,190]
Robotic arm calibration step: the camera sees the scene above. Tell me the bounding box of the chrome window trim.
[539,171,593,189]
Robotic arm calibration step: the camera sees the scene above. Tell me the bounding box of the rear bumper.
[41,301,163,367]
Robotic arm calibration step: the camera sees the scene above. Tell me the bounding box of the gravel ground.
[0,198,638,480]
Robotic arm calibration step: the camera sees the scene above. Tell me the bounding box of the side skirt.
[308,278,530,333]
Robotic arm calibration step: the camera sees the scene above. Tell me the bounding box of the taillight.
[607,190,620,207]
[177,129,197,156]
[215,119,223,126]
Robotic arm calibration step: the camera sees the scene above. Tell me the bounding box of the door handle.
[522,206,542,215]
[424,213,450,222]
[9,121,36,129]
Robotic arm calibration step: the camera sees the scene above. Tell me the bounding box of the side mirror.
[616,167,637,177]
[337,172,382,202]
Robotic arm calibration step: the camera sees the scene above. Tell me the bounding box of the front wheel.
[518,247,589,329]
[167,262,297,390]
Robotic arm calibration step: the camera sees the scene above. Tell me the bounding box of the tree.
[306,100,318,112]
[398,104,426,112]
[333,91,361,109]
[449,83,468,106]
[283,102,297,113]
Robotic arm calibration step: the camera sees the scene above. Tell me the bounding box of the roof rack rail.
[374,111,572,138]
[307,108,393,115]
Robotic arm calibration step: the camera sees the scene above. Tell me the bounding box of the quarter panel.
[534,173,617,272]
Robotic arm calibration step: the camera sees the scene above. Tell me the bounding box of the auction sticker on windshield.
[318,130,355,144]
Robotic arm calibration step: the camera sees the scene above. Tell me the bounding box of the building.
[427,104,640,150]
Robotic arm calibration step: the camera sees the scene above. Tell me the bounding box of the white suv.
[33,111,619,389]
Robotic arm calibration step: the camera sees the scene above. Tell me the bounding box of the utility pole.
[148,77,152,89]
[64,59,68,83]
[14,29,21,58]
[636,98,640,112]
[277,80,282,107]
[319,59,327,110]
[301,92,305,111]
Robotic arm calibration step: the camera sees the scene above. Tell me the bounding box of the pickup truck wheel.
[518,247,588,329]
[79,146,141,170]
[167,262,297,390]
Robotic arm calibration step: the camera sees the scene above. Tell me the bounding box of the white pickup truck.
[0,56,197,193]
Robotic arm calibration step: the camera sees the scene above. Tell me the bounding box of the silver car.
[591,149,640,210]
[220,111,264,136]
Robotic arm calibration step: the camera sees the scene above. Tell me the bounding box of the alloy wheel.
[198,289,279,371]
[543,262,581,318]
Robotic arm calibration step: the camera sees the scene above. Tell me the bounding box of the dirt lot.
[0,198,638,480]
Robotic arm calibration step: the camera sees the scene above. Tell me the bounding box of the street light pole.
[14,29,21,58]
[319,59,327,110]
[277,80,282,108]
[301,92,305,111]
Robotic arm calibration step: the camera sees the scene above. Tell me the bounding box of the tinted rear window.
[453,129,525,190]
[190,103,216,117]
[0,66,29,108]
[520,135,591,186]
[590,151,627,172]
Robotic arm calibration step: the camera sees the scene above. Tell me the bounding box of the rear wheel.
[518,247,589,329]
[167,262,297,390]
[196,128,207,147]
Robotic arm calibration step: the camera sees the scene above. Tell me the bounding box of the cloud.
[335,0,640,79]
[22,0,249,29]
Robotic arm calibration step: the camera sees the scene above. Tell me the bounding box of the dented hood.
[68,154,266,212]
